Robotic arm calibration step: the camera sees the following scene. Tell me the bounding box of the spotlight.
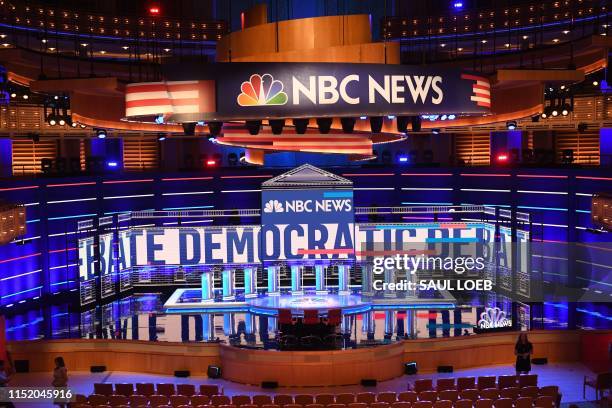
[95,129,107,139]
[316,117,332,134]
[432,128,440,135]
[340,117,355,133]
[440,114,448,121]
[107,161,118,168]
[551,108,559,117]
[80,123,86,129]
[359,116,367,120]
[453,1,463,9]
[245,120,262,135]
[448,114,456,120]
[157,132,166,141]
[58,117,66,126]
[506,120,517,130]
[561,104,570,116]
[387,115,395,120]
[70,120,78,128]
[207,121,223,136]
[540,111,548,119]
[53,95,59,100]
[149,5,160,15]
[9,92,16,98]
[22,94,28,100]
[48,116,57,126]
[496,153,509,163]
[182,122,196,136]
[398,156,409,163]
[592,80,599,86]
[292,118,309,134]
[206,159,216,167]
[154,114,164,124]
[268,119,285,135]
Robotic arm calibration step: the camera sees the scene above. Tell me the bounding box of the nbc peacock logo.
[237,74,288,106]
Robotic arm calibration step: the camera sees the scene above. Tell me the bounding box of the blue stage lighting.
[398,156,409,163]
[154,115,164,124]
[387,115,396,120]
[448,114,456,120]
[107,161,118,168]
[359,116,367,120]
[453,1,463,9]
[441,114,448,120]
[96,129,107,139]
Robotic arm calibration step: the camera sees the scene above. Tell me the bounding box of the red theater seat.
[520,387,539,398]
[398,392,418,403]
[348,403,368,408]
[129,394,149,407]
[114,383,134,397]
[492,398,513,408]
[108,394,129,407]
[219,405,238,408]
[149,395,171,407]
[328,308,342,325]
[438,391,458,402]
[414,380,434,393]
[75,405,93,408]
[176,384,196,397]
[391,402,412,408]
[233,395,252,406]
[479,389,499,400]
[434,400,452,408]
[477,377,496,390]
[157,384,176,397]
[94,384,114,397]
[295,395,315,405]
[212,395,232,405]
[200,385,221,397]
[88,394,109,407]
[191,395,211,406]
[336,393,355,404]
[473,399,493,408]
[437,379,456,391]
[305,404,325,408]
[499,388,520,400]
[457,378,476,391]
[315,394,335,405]
[327,404,347,408]
[284,405,301,408]
[371,402,390,408]
[514,397,533,408]
[377,392,397,403]
[356,393,376,404]
[418,391,438,403]
[518,375,538,387]
[136,383,156,397]
[171,395,191,407]
[253,395,273,406]
[263,404,282,408]
[413,401,433,408]
[534,396,554,408]
[304,309,319,324]
[278,309,293,325]
[274,395,294,406]
[459,389,479,401]
[497,376,517,389]
[454,400,472,408]
[75,394,88,404]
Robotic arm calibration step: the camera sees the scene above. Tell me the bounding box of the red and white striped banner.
[461,74,491,108]
[125,80,215,118]
[216,134,373,155]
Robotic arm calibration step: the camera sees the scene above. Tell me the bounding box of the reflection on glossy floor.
[10,362,597,408]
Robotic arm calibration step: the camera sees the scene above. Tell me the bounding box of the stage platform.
[163,291,455,315]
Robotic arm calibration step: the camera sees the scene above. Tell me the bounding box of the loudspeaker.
[404,362,418,375]
[207,365,221,378]
[14,360,29,373]
[361,379,377,387]
[437,365,454,373]
[261,381,278,389]
[90,365,106,373]
[532,357,548,365]
[174,370,190,377]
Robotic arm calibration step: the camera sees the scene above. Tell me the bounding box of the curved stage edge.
[8,330,610,386]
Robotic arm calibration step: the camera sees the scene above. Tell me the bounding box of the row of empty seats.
[411,376,538,393]
[74,386,560,408]
[92,383,222,397]
[73,397,556,408]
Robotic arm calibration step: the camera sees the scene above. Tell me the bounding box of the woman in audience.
[514,333,533,375]
[51,357,68,407]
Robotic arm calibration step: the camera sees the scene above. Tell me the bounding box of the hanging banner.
[126,62,490,121]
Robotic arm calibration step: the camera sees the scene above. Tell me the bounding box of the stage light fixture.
[9,92,16,98]
[48,116,57,126]
[506,121,517,130]
[453,1,463,9]
[157,133,166,141]
[316,117,332,134]
[592,80,599,86]
[70,120,78,128]
[95,129,107,139]
[22,94,28,100]
[561,104,570,116]
[496,153,509,163]
[370,116,383,133]
[387,115,395,120]
[551,108,559,117]
[292,118,309,134]
[58,117,66,126]
[432,128,440,135]
[359,116,367,120]
[149,5,160,15]
[80,123,86,129]
[207,121,223,136]
[269,119,285,135]
[154,115,164,124]
[107,161,118,168]
[340,117,355,133]
[396,116,409,133]
[540,110,548,119]
[246,120,262,135]
[448,114,456,120]
[182,122,196,136]
[440,114,448,121]
[398,156,409,163]
[206,159,216,167]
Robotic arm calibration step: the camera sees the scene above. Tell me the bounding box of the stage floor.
[9,362,597,407]
[163,291,455,315]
